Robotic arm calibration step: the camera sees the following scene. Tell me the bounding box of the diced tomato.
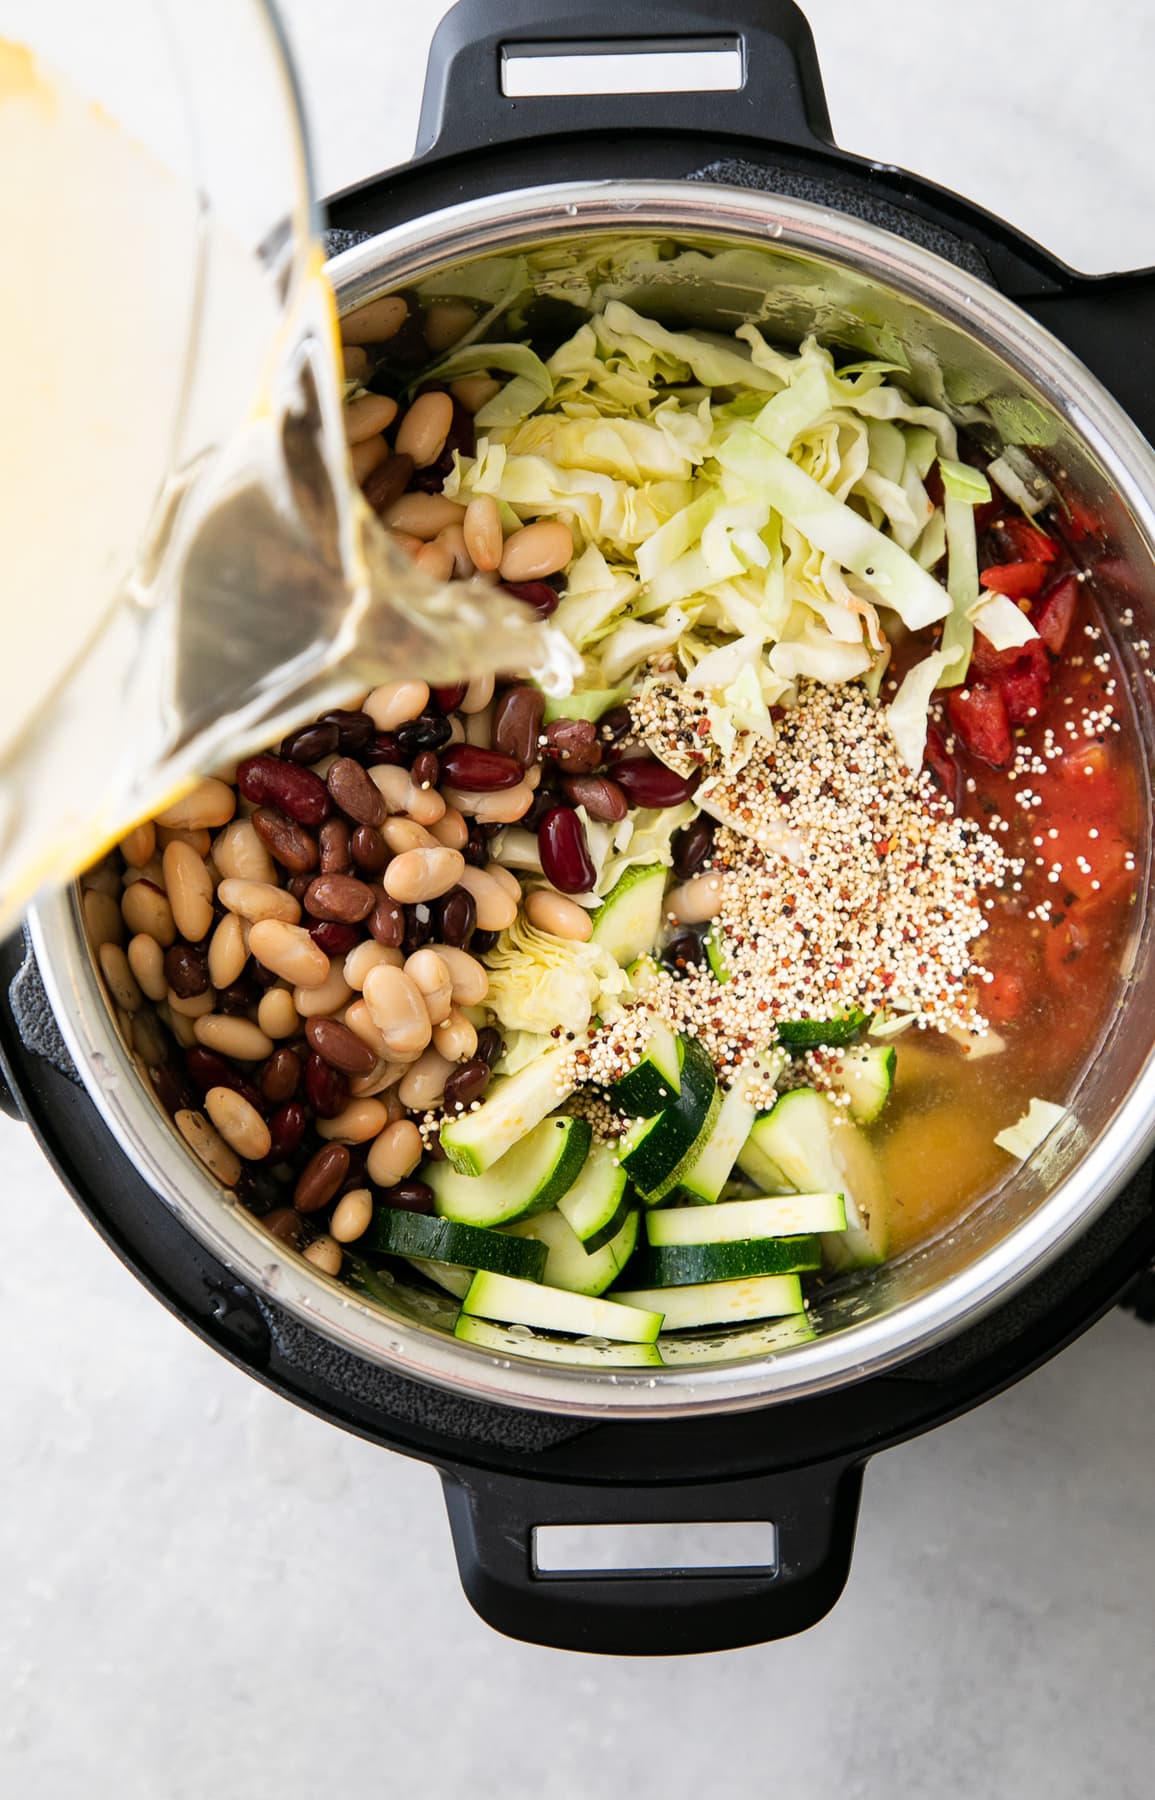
[1042,910,1094,985]
[946,680,1012,767]
[1033,573,1079,656]
[997,643,1051,725]
[982,967,1027,1025]
[993,517,1059,563]
[979,560,1050,599]
[923,724,960,808]
[1037,814,1133,909]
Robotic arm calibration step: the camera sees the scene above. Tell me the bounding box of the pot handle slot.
[415,0,834,164]
[440,1457,863,1655]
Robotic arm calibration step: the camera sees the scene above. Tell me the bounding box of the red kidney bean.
[260,1047,301,1104]
[304,874,375,923]
[286,873,313,903]
[368,888,405,947]
[614,758,699,808]
[269,1101,308,1159]
[350,824,388,874]
[280,720,339,764]
[438,745,524,791]
[410,750,440,790]
[442,1059,490,1112]
[321,709,376,754]
[319,818,351,875]
[151,1063,197,1117]
[305,1052,349,1119]
[309,919,362,957]
[671,815,716,879]
[402,903,434,955]
[562,774,628,822]
[248,958,282,990]
[523,784,561,830]
[502,579,559,619]
[433,885,476,948]
[375,1178,435,1215]
[164,942,209,998]
[362,731,404,767]
[598,703,633,743]
[294,1142,350,1212]
[186,1045,263,1111]
[493,685,545,767]
[432,683,467,712]
[474,1026,504,1069]
[462,822,490,867]
[214,977,260,1016]
[327,756,386,826]
[396,712,452,755]
[538,805,596,894]
[663,930,704,973]
[252,807,319,873]
[305,1016,377,1075]
[263,1207,302,1247]
[543,718,601,774]
[362,452,415,517]
[237,755,330,827]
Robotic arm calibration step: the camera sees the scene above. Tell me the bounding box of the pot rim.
[31,178,1155,1420]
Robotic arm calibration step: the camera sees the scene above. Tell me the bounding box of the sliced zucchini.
[614,1272,804,1331]
[748,1088,888,1270]
[648,1191,847,1246]
[454,1314,663,1368]
[590,863,668,968]
[623,1234,820,1287]
[506,1206,639,1296]
[664,1053,785,1206]
[460,1271,664,1343]
[439,1040,579,1175]
[777,1007,869,1049]
[555,1139,631,1248]
[735,1114,796,1195]
[657,1315,816,1364]
[704,927,731,983]
[610,1019,681,1117]
[367,1210,546,1280]
[406,1257,472,1299]
[617,1035,719,1204]
[829,1044,896,1123]
[429,1116,590,1228]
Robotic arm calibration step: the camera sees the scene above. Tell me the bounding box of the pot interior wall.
[65,203,1155,1404]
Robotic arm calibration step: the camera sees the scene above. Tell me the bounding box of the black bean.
[396,712,452,755]
[663,930,703,974]
[474,1026,504,1069]
[434,885,476,948]
[280,721,340,764]
[443,1059,490,1112]
[164,942,209,998]
[598,703,633,743]
[462,822,490,868]
[376,1179,435,1214]
[470,928,499,956]
[671,816,716,880]
[402,902,433,955]
[320,709,376,754]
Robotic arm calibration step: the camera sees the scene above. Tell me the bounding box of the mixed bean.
[83,287,700,1282]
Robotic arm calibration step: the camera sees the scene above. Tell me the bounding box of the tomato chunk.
[1033,573,1079,656]
[993,518,1059,563]
[979,560,1050,599]
[982,967,1027,1025]
[923,724,960,808]
[947,680,1012,767]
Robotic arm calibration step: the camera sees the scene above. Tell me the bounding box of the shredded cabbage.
[970,591,1041,651]
[994,1098,1068,1159]
[886,645,964,771]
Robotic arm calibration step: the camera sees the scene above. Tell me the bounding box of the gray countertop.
[3,3,1154,1794]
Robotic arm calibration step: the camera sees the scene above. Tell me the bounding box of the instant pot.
[3,0,1155,1654]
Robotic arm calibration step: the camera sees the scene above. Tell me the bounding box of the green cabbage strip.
[417,342,553,427]
[937,458,991,688]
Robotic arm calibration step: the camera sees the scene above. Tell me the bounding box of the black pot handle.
[416,0,833,164]
[441,1457,863,1655]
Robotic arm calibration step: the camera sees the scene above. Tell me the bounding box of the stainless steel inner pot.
[31,180,1155,1419]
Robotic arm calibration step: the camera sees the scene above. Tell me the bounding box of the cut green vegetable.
[460,1271,664,1343]
[647,1191,847,1245]
[614,1272,804,1331]
[622,1235,820,1287]
[440,1042,579,1175]
[368,1210,547,1280]
[454,1314,663,1368]
[430,1116,590,1228]
[507,1207,638,1297]
[590,864,668,968]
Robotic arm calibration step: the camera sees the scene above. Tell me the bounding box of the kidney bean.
[402,902,434,956]
[474,1025,504,1069]
[493,685,545,768]
[462,822,490,867]
[294,1142,350,1213]
[671,815,716,879]
[263,1207,302,1247]
[396,712,452,757]
[308,920,363,957]
[151,1062,197,1117]
[316,710,373,756]
[318,819,351,875]
[544,719,601,775]
[362,451,415,517]
[663,930,704,973]
[368,888,405,948]
[614,758,698,808]
[442,1058,490,1112]
[433,885,476,948]
[343,825,383,876]
[164,942,209,999]
[251,807,319,874]
[185,1046,262,1112]
[538,806,596,894]
[561,774,628,822]
[597,703,633,744]
[304,874,375,923]
[502,579,559,619]
[280,720,340,764]
[268,1100,307,1159]
[410,753,441,795]
[215,978,262,1017]
[433,682,468,712]
[286,874,313,903]
[261,1047,301,1104]
[438,745,524,792]
[249,958,283,991]
[305,1016,378,1075]
[326,756,387,826]
[375,1179,435,1216]
[303,1052,348,1120]
[237,755,330,827]
[470,927,499,955]
[362,731,404,767]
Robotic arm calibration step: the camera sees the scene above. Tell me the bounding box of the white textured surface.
[4,4,1155,1794]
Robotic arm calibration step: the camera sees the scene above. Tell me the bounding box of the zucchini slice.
[623,1234,821,1287]
[555,1139,631,1249]
[614,1273,805,1331]
[460,1271,664,1343]
[617,1035,719,1204]
[429,1116,591,1228]
[829,1044,896,1123]
[590,863,668,968]
[777,1007,869,1049]
[454,1314,663,1368]
[610,1019,682,1117]
[647,1191,847,1246]
[506,1206,639,1297]
[367,1210,547,1280]
[439,1041,579,1176]
[745,1088,888,1269]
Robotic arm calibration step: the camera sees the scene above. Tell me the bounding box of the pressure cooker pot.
[3,0,1154,1654]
